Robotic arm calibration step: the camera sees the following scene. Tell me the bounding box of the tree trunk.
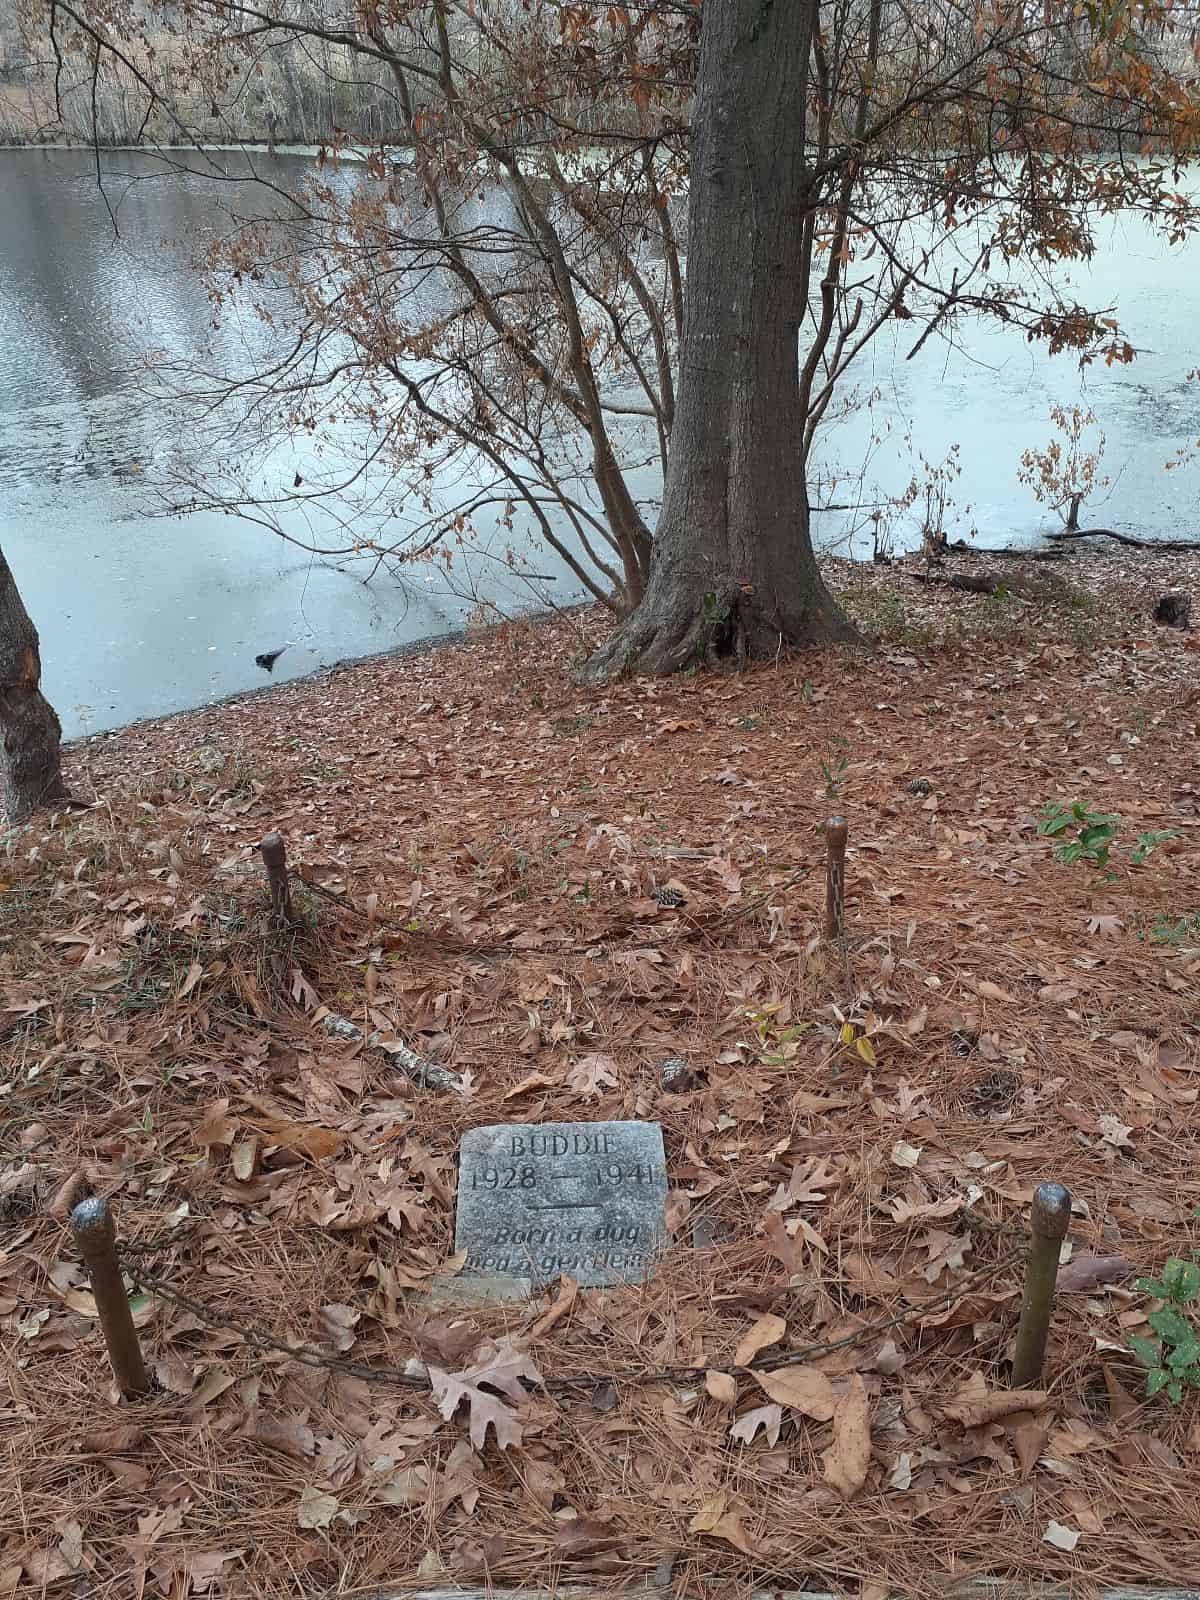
[0,546,68,823]
[587,0,857,677]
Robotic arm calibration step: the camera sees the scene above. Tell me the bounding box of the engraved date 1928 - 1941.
[469,1161,656,1190]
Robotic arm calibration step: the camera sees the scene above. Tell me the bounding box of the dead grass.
[3,551,1200,1598]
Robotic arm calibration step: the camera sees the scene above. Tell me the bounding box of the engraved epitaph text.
[455,1121,667,1289]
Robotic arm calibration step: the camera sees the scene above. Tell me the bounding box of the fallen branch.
[321,1011,466,1094]
[1047,526,1200,551]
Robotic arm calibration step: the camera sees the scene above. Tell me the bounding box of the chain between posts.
[117,1228,1026,1396]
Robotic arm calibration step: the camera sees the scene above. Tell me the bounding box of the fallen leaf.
[297,1487,340,1530]
[1056,1252,1134,1293]
[1043,1520,1081,1551]
[555,1517,622,1558]
[1011,1418,1049,1476]
[529,1276,578,1339]
[755,1363,837,1421]
[943,1383,1048,1427]
[705,1369,737,1405]
[734,1312,786,1366]
[248,1413,316,1459]
[823,1374,871,1500]
[976,979,1015,1003]
[376,1465,430,1506]
[194,1099,236,1148]
[189,1551,245,1593]
[566,1053,619,1096]
[318,1303,360,1353]
[1101,1364,1139,1421]
[729,1402,782,1446]
[689,1491,757,1553]
[1087,914,1123,937]
[1096,1113,1134,1148]
[428,1337,542,1451]
[502,1072,557,1100]
[177,959,205,999]
[231,1137,258,1181]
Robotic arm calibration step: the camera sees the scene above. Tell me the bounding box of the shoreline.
[66,597,597,753]
[62,529,1145,756]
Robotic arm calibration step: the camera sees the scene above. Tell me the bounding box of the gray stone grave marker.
[454,1120,667,1292]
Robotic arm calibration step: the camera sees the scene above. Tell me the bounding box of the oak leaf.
[729,1402,783,1446]
[428,1337,542,1451]
[566,1053,619,1095]
[297,1488,339,1529]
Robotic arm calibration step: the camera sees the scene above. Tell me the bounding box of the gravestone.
[454,1120,667,1292]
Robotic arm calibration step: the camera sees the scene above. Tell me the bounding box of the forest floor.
[4,544,1200,1600]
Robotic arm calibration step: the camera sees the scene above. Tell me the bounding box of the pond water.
[2,148,1198,738]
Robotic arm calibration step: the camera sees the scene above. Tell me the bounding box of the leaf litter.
[3,559,1200,1596]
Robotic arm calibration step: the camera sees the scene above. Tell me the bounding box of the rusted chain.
[119,1232,1024,1395]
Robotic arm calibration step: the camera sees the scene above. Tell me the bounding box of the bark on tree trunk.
[587,0,857,677]
[0,545,68,824]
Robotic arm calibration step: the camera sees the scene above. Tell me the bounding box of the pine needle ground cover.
[4,551,1200,1598]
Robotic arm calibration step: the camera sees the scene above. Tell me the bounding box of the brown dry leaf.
[248,1413,316,1459]
[689,1491,757,1554]
[257,1117,344,1162]
[191,1366,235,1408]
[975,979,1015,1003]
[729,1402,783,1446]
[189,1551,245,1594]
[194,1099,237,1148]
[1087,913,1123,937]
[317,1303,360,1352]
[1101,1364,1139,1421]
[1011,1417,1049,1476]
[428,1337,542,1451]
[555,1517,622,1558]
[502,1071,557,1101]
[566,1053,619,1095]
[705,1369,737,1406]
[177,958,205,999]
[943,1382,1049,1427]
[755,1363,837,1421]
[296,1487,340,1530]
[376,1465,430,1507]
[823,1374,871,1501]
[1057,1252,1134,1292]
[529,1276,578,1339]
[450,1534,508,1576]
[734,1312,786,1366]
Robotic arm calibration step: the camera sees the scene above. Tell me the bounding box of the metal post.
[70,1197,151,1398]
[260,831,294,924]
[1011,1182,1072,1387]
[824,816,848,941]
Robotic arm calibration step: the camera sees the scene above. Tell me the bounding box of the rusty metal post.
[824,816,848,941]
[70,1197,151,1398]
[260,831,294,924]
[1011,1182,1072,1387]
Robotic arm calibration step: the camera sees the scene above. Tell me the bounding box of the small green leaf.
[1128,1334,1162,1368]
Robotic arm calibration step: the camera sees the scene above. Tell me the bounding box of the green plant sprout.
[1128,1257,1200,1404]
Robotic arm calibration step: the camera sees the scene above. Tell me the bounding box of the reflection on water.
[0,148,590,738]
[2,148,1198,738]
